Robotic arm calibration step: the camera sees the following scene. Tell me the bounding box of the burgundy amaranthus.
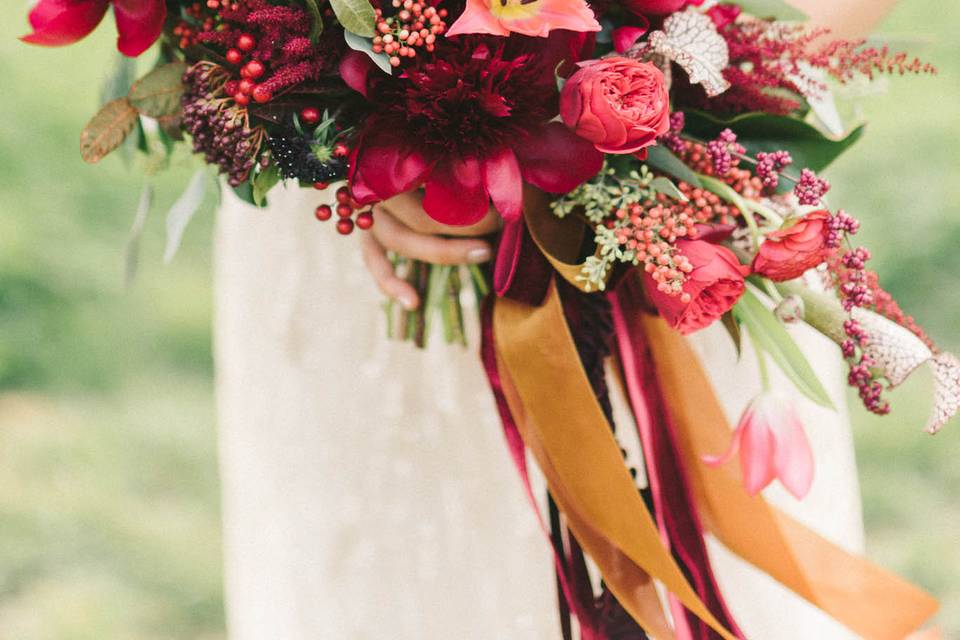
[195,0,344,104]
[699,19,936,115]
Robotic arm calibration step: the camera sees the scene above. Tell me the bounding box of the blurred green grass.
[1,1,958,638]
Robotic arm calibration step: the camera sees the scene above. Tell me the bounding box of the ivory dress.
[214,182,865,639]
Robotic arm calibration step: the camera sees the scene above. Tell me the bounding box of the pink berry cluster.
[314,186,374,235]
[793,168,830,206]
[659,111,687,155]
[706,128,745,176]
[372,1,448,68]
[610,201,699,302]
[826,210,890,414]
[754,150,793,190]
[825,209,859,247]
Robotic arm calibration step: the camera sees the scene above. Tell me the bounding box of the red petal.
[483,147,522,222]
[422,156,490,226]
[350,126,433,204]
[339,50,375,97]
[612,25,646,54]
[514,122,602,193]
[20,0,108,47]
[113,0,165,56]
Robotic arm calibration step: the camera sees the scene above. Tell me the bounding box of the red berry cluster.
[222,34,274,105]
[314,186,374,235]
[373,1,448,68]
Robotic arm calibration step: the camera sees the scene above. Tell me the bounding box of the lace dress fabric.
[214,182,864,639]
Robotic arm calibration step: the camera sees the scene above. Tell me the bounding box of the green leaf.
[649,176,689,202]
[252,164,282,206]
[683,110,864,174]
[721,311,742,357]
[303,0,324,40]
[330,0,376,37]
[343,30,392,74]
[80,98,139,164]
[735,0,806,20]
[231,181,256,206]
[645,145,703,187]
[733,287,836,409]
[128,62,188,118]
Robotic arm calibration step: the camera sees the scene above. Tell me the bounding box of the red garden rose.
[752,210,836,282]
[560,57,671,155]
[644,239,746,335]
[21,0,165,57]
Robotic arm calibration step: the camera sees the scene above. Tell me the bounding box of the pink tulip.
[704,393,815,500]
[21,0,166,57]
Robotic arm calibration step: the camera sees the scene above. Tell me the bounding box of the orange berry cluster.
[372,1,448,68]
[610,201,697,301]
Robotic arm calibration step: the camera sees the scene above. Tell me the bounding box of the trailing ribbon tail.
[492,279,740,640]
[622,276,939,639]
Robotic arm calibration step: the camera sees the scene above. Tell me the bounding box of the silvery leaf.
[125,182,153,286]
[927,352,960,434]
[164,169,208,264]
[647,9,730,97]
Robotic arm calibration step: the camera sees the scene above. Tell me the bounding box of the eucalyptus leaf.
[736,0,806,20]
[733,287,836,409]
[252,164,282,206]
[683,110,865,174]
[344,30,392,74]
[330,0,376,37]
[164,170,208,264]
[128,62,188,118]
[649,176,689,202]
[125,183,154,286]
[645,145,703,187]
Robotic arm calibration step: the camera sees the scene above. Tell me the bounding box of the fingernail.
[467,247,491,264]
[399,294,417,311]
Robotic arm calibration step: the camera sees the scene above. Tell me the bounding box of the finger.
[371,208,493,265]
[378,191,502,237]
[360,232,420,310]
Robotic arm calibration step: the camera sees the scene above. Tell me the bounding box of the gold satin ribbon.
[523,186,607,293]
[493,278,938,639]
[639,314,940,640]
[494,280,738,640]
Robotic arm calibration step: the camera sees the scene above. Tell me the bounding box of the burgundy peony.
[752,210,836,282]
[560,57,670,155]
[348,35,603,226]
[21,0,165,57]
[644,239,746,334]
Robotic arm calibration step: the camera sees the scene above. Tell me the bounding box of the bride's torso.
[213,182,863,639]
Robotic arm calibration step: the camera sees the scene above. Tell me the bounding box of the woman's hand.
[360,191,502,311]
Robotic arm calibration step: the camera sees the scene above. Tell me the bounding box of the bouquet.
[22,0,953,636]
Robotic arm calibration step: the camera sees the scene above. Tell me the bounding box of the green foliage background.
[0,1,957,637]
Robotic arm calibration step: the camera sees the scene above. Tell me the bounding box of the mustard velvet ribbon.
[492,280,938,639]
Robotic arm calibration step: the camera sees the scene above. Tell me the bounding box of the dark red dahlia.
[347,34,602,225]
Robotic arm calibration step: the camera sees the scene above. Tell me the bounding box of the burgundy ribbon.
[611,279,743,640]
